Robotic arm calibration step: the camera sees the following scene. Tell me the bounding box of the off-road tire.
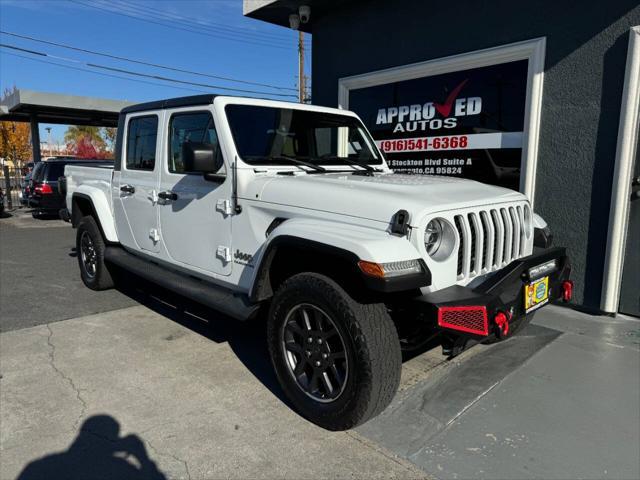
[267,272,401,431]
[76,215,114,291]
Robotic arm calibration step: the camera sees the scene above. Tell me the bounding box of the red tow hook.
[562,280,574,302]
[494,311,511,338]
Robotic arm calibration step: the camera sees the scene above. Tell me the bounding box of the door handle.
[120,184,135,194]
[158,190,178,201]
[630,176,640,198]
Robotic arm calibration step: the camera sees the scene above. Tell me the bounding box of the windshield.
[225,105,383,167]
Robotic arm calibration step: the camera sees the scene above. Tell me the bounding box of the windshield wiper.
[318,155,381,176]
[251,155,327,173]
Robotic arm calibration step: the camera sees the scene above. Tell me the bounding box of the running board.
[104,246,258,321]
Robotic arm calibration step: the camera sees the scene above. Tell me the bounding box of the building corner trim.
[601,26,640,313]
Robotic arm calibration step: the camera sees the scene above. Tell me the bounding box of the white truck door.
[157,108,232,276]
[113,113,161,254]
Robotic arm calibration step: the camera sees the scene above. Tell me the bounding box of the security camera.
[299,5,311,24]
[289,13,300,30]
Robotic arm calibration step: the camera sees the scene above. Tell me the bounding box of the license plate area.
[524,276,549,312]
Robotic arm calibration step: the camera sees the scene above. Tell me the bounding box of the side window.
[126,116,158,171]
[169,112,220,173]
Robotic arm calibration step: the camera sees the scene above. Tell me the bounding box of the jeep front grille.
[455,205,530,281]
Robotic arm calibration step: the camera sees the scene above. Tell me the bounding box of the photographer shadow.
[16,415,167,480]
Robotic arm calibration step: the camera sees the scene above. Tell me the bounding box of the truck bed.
[64,164,114,212]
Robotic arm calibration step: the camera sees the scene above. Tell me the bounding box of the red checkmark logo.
[434,79,469,117]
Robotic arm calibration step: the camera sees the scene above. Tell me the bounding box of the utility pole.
[45,127,52,157]
[298,30,305,103]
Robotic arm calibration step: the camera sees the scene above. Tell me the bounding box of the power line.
[0,30,298,92]
[68,0,296,51]
[0,43,298,98]
[107,0,293,47]
[107,0,299,43]
[0,50,209,95]
[106,0,309,46]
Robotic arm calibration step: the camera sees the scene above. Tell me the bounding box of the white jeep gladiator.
[61,95,572,431]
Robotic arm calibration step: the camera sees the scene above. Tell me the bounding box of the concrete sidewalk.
[1,296,638,479]
[0,304,427,480]
[357,308,640,480]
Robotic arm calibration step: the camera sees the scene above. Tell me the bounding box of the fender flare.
[248,219,430,302]
[71,190,118,242]
[532,213,553,248]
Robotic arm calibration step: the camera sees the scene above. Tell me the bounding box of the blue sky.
[0,0,309,144]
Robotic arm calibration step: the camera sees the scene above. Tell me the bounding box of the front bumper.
[410,247,571,339]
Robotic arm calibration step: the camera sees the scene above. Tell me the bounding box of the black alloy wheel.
[281,303,348,403]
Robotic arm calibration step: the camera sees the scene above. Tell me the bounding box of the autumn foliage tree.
[0,121,32,167]
[64,126,113,159]
[72,135,112,159]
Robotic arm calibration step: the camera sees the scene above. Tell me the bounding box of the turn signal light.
[357,259,422,279]
[562,280,574,302]
[358,261,385,278]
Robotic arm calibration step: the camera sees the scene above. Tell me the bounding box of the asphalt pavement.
[0,210,136,332]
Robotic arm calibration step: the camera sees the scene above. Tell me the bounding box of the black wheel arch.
[249,235,431,303]
[250,235,363,303]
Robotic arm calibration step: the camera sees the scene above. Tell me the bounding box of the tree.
[64,125,114,159]
[64,126,105,150]
[101,127,117,151]
[0,121,32,167]
[0,87,32,167]
[70,135,112,159]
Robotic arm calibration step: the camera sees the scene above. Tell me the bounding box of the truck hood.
[248,172,526,225]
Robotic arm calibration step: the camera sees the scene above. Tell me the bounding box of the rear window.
[45,163,66,181]
[31,163,45,182]
[126,116,158,171]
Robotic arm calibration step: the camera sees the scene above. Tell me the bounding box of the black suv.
[29,158,113,217]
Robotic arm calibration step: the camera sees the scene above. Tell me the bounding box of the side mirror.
[182,142,226,182]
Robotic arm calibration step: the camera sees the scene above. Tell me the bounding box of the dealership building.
[245,0,640,317]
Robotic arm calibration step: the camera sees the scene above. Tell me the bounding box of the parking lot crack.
[45,323,87,430]
[145,439,192,480]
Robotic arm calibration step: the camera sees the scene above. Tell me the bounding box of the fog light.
[494,311,510,337]
[562,280,573,302]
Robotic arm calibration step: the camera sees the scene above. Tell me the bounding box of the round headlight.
[424,218,456,261]
[424,219,444,256]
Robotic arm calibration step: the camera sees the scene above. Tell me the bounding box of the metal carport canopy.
[0,89,136,163]
[0,89,135,127]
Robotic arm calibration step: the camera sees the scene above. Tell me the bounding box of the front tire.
[76,216,114,291]
[267,273,401,430]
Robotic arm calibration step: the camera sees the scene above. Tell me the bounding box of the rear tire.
[267,272,401,431]
[76,216,114,291]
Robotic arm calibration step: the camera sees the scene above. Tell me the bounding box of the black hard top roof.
[121,94,220,114]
